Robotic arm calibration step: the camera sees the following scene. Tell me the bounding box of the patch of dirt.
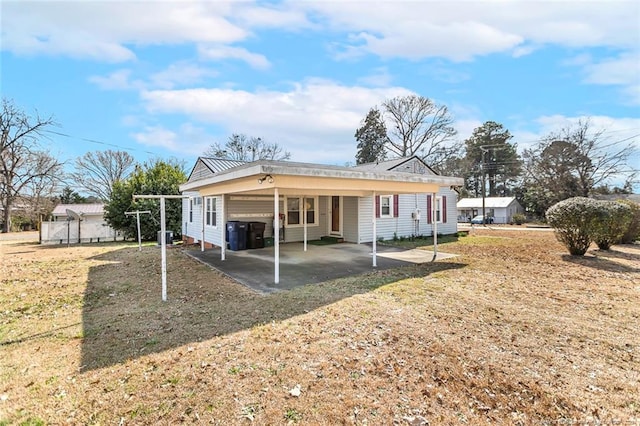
[0,231,638,424]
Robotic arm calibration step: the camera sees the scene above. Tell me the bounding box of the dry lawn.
[0,229,638,425]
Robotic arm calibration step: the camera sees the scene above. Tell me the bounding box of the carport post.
[303,195,307,252]
[432,191,438,262]
[201,196,205,252]
[220,194,226,261]
[372,191,377,267]
[274,187,280,284]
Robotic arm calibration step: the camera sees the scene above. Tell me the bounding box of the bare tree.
[71,150,136,201]
[22,152,63,226]
[522,119,637,216]
[204,134,291,161]
[1,98,61,232]
[382,94,459,170]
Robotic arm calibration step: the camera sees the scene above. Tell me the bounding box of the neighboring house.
[592,194,640,204]
[181,156,462,248]
[456,197,524,224]
[40,203,124,244]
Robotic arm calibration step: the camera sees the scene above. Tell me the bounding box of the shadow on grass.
[80,246,466,372]
[561,247,640,274]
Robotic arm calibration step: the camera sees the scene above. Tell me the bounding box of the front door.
[330,196,342,235]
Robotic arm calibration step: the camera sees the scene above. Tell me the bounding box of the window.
[427,194,446,224]
[286,196,318,226]
[287,197,300,225]
[380,195,392,217]
[189,196,201,223]
[205,197,217,227]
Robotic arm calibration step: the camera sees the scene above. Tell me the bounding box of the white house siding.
[357,189,457,243]
[457,199,524,224]
[342,196,359,243]
[189,162,213,182]
[183,195,334,246]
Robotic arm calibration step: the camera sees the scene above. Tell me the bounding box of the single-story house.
[180,156,463,283]
[40,203,124,244]
[456,197,524,224]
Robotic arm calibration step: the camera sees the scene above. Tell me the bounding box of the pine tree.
[355,108,388,164]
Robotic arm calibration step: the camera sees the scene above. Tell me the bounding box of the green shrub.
[618,200,640,244]
[590,201,633,250]
[546,197,599,256]
[512,213,526,225]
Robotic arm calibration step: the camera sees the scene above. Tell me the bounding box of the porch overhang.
[179,159,464,286]
[179,160,463,196]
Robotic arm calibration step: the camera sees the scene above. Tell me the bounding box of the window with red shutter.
[393,194,399,217]
[442,195,447,223]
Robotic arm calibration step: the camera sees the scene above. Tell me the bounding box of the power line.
[43,129,157,156]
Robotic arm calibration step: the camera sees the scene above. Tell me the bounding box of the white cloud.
[4,1,637,65]
[132,126,180,151]
[582,51,640,105]
[357,67,393,87]
[89,63,218,91]
[303,1,638,61]
[89,69,144,91]
[140,80,414,163]
[2,1,247,62]
[198,45,271,70]
[149,62,219,89]
[132,123,213,156]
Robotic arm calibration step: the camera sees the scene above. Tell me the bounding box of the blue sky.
[1,1,639,187]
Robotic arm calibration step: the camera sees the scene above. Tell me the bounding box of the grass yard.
[0,229,638,425]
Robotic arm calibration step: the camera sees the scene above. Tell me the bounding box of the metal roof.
[180,159,463,196]
[354,156,436,174]
[456,197,520,209]
[52,203,105,216]
[200,157,246,173]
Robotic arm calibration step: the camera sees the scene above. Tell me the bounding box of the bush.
[546,197,599,256]
[619,200,640,244]
[590,201,633,250]
[512,213,526,225]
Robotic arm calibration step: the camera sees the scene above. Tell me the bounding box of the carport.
[187,242,458,294]
[179,160,463,285]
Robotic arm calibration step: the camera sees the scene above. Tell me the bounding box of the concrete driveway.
[186,242,456,294]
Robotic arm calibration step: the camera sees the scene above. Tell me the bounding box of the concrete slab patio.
[185,242,457,294]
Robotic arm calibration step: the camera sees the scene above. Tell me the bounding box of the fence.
[40,220,125,244]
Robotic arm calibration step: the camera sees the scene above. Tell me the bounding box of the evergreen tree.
[355,108,388,164]
[463,121,522,197]
[104,160,187,240]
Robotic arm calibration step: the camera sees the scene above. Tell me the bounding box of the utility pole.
[480,144,507,225]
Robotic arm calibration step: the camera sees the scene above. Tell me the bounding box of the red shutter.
[393,194,399,217]
[427,195,432,224]
[442,195,447,223]
[375,196,380,218]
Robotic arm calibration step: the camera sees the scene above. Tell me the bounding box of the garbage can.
[226,221,248,251]
[157,231,173,245]
[247,221,266,249]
